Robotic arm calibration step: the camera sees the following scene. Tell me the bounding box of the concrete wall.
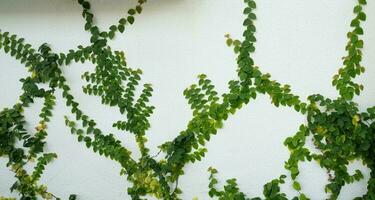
[1,0,374,199]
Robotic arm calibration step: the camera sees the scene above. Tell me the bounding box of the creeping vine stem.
[0,0,373,199]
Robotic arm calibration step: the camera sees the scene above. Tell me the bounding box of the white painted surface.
[0,0,374,199]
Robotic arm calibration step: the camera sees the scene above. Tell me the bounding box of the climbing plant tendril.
[0,0,373,199]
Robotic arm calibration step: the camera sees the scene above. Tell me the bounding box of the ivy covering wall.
[0,0,374,199]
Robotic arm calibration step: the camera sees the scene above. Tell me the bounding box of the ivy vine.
[0,0,373,199]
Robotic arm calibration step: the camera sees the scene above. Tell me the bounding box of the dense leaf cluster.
[0,0,373,199]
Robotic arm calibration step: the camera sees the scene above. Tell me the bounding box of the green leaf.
[226,38,233,46]
[136,5,143,14]
[350,19,360,27]
[119,18,127,25]
[109,31,115,39]
[118,25,125,33]
[353,5,362,13]
[248,1,256,8]
[358,12,366,21]
[359,0,367,5]
[128,9,136,15]
[69,194,77,200]
[82,1,90,9]
[127,16,135,24]
[293,181,301,191]
[354,27,364,35]
[109,25,117,32]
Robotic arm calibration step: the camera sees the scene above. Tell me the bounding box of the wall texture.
[0,0,375,199]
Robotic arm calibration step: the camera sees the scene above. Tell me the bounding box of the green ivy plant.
[0,0,373,199]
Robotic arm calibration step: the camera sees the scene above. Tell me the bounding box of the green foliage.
[208,167,249,200]
[0,0,373,199]
[0,197,16,200]
[69,194,77,200]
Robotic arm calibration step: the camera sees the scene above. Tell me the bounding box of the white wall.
[1,0,375,199]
